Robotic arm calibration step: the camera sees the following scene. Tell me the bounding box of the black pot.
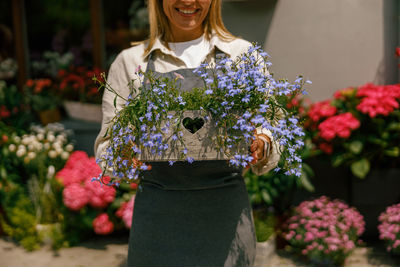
[351,168,400,240]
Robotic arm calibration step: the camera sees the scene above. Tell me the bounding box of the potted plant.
[24,78,62,125]
[56,66,104,123]
[283,196,365,266]
[304,82,400,238]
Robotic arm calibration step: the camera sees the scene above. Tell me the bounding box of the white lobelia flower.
[8,144,16,152]
[61,151,69,160]
[65,144,74,152]
[48,150,57,158]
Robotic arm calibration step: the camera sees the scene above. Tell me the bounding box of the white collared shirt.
[95,34,280,176]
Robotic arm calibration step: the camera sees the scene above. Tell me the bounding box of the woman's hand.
[249,134,271,166]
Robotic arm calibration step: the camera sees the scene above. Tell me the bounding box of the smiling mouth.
[175,8,200,15]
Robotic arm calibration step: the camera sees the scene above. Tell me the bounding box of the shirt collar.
[143,32,233,59]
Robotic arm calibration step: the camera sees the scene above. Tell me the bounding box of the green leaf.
[384,147,400,157]
[351,158,370,179]
[300,171,314,192]
[261,189,272,204]
[387,122,400,131]
[349,140,363,154]
[113,95,117,108]
[332,155,346,167]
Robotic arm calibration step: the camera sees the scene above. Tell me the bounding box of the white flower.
[37,133,44,141]
[28,143,35,151]
[56,134,65,143]
[61,151,69,160]
[16,149,26,157]
[47,134,55,142]
[27,151,36,159]
[52,141,62,150]
[13,136,21,143]
[48,150,57,158]
[17,145,26,153]
[65,144,74,152]
[8,144,16,152]
[47,165,55,179]
[44,143,51,150]
[22,136,30,145]
[55,147,63,155]
[35,142,43,151]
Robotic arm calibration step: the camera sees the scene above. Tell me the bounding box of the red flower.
[307,100,337,122]
[319,143,333,154]
[318,113,360,141]
[0,106,11,119]
[396,47,400,57]
[356,83,400,117]
[93,213,114,235]
[63,183,89,211]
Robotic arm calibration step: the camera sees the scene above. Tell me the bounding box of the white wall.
[264,0,388,101]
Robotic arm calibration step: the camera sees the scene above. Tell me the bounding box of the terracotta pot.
[38,108,61,125]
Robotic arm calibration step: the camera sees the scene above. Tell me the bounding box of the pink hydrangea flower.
[115,195,135,228]
[62,183,89,211]
[93,213,114,235]
[378,203,400,255]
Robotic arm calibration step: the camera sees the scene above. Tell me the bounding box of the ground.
[1,235,400,267]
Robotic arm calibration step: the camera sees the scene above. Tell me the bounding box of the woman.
[95,0,280,266]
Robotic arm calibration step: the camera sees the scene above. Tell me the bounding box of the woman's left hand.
[249,134,271,166]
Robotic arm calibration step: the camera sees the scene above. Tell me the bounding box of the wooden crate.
[138,110,248,161]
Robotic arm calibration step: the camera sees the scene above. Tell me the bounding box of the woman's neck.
[167,26,204,42]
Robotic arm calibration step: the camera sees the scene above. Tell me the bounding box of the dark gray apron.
[126,49,256,267]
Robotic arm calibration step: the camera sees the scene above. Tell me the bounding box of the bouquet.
[378,203,400,254]
[304,83,400,178]
[95,44,310,186]
[283,196,365,265]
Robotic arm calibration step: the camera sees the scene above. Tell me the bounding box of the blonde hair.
[144,0,235,54]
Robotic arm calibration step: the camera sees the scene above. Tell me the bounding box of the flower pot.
[38,108,61,125]
[63,101,102,123]
[351,168,400,240]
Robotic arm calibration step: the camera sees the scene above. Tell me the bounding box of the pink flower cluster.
[356,83,400,117]
[56,151,116,211]
[284,196,365,264]
[307,100,337,122]
[318,113,360,141]
[93,213,114,235]
[115,195,135,229]
[378,203,400,254]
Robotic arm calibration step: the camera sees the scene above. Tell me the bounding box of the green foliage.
[0,187,41,251]
[253,211,275,242]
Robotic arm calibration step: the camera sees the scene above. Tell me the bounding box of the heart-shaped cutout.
[182,117,205,134]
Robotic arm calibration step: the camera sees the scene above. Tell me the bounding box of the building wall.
[223,0,398,102]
